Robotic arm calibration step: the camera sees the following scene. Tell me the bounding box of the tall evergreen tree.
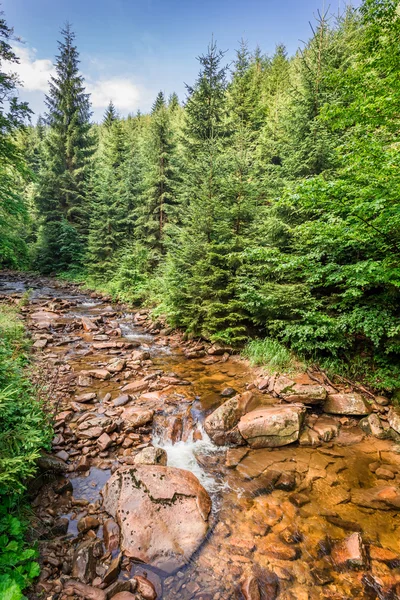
[35,23,93,272]
[152,91,166,114]
[103,100,118,127]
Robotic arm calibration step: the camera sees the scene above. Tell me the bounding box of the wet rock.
[103,518,120,552]
[238,404,306,448]
[204,393,254,446]
[77,516,100,533]
[225,447,249,468]
[133,446,167,466]
[85,369,111,380]
[54,479,73,495]
[311,416,340,442]
[275,471,296,491]
[122,408,154,428]
[76,392,97,403]
[64,580,106,600]
[208,343,231,355]
[72,538,103,583]
[221,387,237,398]
[113,394,131,407]
[325,516,362,532]
[81,316,99,331]
[102,465,211,574]
[282,384,327,405]
[288,492,310,507]
[122,379,149,393]
[331,532,367,570]
[375,466,396,480]
[103,552,121,586]
[55,450,69,462]
[130,350,151,362]
[75,455,91,471]
[298,426,320,446]
[310,567,333,586]
[360,413,389,439]
[258,538,300,561]
[104,580,131,599]
[351,485,400,510]
[98,432,112,451]
[369,545,400,566]
[37,452,68,473]
[135,575,157,600]
[112,593,137,600]
[51,517,69,537]
[324,393,371,416]
[108,358,126,373]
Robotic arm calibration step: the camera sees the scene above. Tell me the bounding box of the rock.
[388,407,400,434]
[51,517,69,537]
[331,532,367,570]
[135,575,157,600]
[103,552,121,586]
[108,359,126,373]
[122,408,154,428]
[64,580,106,600]
[76,392,97,403]
[133,446,167,466]
[122,379,149,393]
[77,516,100,533]
[72,538,103,583]
[311,416,340,442]
[275,472,296,491]
[241,575,260,600]
[97,432,112,451]
[54,479,73,495]
[104,580,131,599]
[130,350,151,362]
[282,384,327,405]
[204,392,254,446]
[112,593,137,600]
[361,413,389,439]
[375,396,390,406]
[324,393,371,416]
[33,338,47,349]
[369,545,400,566]
[102,465,211,574]
[85,369,111,380]
[238,404,306,448]
[258,538,299,561]
[37,452,68,473]
[55,450,69,462]
[81,316,99,331]
[221,387,237,398]
[113,394,131,407]
[288,492,310,507]
[351,485,400,510]
[375,467,395,480]
[75,455,91,471]
[103,518,120,552]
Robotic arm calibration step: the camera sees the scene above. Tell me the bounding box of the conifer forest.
[1,1,400,599]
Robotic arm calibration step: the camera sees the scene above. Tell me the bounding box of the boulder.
[37,453,68,474]
[101,465,211,574]
[204,392,253,445]
[238,404,306,448]
[324,393,371,416]
[388,407,400,434]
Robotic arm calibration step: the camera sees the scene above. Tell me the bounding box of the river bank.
[1,272,400,600]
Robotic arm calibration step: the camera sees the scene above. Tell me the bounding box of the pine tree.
[168,92,180,111]
[35,23,93,272]
[0,10,32,267]
[103,100,118,127]
[152,91,166,114]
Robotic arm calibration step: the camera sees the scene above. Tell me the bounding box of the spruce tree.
[35,23,93,272]
[152,91,166,114]
[103,100,118,127]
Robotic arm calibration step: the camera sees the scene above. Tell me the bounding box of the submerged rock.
[101,465,211,574]
[331,532,367,570]
[238,404,306,448]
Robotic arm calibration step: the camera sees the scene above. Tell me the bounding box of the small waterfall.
[153,420,228,495]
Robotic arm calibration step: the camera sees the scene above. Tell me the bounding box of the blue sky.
[4,0,360,121]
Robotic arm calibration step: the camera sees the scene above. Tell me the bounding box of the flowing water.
[1,273,400,600]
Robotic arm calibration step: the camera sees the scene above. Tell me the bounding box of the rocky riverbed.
[1,272,400,600]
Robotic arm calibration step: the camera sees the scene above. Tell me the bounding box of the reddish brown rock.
[102,465,211,574]
[135,575,157,600]
[351,485,400,510]
[241,575,261,600]
[238,404,306,448]
[71,538,103,583]
[111,593,137,600]
[324,393,371,416]
[122,408,154,428]
[97,432,112,451]
[64,580,106,600]
[81,316,99,331]
[77,516,100,533]
[282,384,327,405]
[122,379,149,393]
[331,532,367,569]
[84,369,111,380]
[369,545,400,565]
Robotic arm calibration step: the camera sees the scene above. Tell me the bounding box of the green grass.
[242,337,300,373]
[0,302,52,599]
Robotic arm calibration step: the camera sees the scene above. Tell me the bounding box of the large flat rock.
[102,465,211,574]
[238,404,306,448]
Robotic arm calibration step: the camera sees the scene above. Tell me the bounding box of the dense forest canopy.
[2,0,400,391]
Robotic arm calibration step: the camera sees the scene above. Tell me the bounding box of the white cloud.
[11,45,55,92]
[86,78,146,112]
[7,44,154,119]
